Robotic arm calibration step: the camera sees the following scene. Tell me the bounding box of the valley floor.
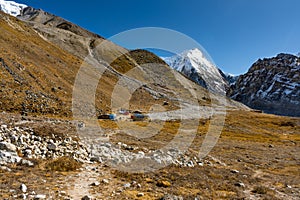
[0,111,299,200]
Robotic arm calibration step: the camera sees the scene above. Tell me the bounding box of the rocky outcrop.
[229,53,300,117]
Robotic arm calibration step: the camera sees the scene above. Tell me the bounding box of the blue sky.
[18,0,300,75]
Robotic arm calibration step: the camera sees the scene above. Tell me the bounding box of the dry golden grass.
[129,49,167,66]
[222,110,300,144]
[106,110,299,199]
[45,157,82,172]
[252,185,269,194]
[0,12,81,117]
[98,119,118,129]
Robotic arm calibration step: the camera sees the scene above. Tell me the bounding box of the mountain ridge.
[229,53,300,117]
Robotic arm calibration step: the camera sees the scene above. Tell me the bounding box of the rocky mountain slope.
[0,6,247,118]
[163,48,229,94]
[0,10,83,117]
[229,53,300,117]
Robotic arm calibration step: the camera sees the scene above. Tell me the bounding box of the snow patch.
[0,0,27,17]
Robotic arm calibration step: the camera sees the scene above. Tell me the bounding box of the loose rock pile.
[1,120,210,170]
[85,141,204,169]
[0,123,89,169]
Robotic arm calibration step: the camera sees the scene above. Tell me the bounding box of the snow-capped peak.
[187,49,215,71]
[163,48,228,94]
[165,48,215,73]
[0,0,27,17]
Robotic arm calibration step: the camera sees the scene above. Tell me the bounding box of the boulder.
[0,142,17,152]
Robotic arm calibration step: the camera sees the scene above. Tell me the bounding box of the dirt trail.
[67,164,100,199]
[66,163,120,200]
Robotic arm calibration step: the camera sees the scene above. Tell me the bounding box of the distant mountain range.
[159,22,299,115]
[165,48,300,117]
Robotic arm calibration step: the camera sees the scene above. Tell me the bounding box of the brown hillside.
[0,11,81,117]
[1,10,248,119]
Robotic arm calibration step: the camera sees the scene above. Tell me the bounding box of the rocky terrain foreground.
[0,110,299,200]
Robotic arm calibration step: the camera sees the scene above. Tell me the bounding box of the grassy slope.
[0,13,172,117]
[0,12,81,117]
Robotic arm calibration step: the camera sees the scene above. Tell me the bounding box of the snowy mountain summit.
[0,0,27,16]
[163,48,228,94]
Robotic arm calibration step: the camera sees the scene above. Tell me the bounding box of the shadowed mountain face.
[229,53,300,117]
